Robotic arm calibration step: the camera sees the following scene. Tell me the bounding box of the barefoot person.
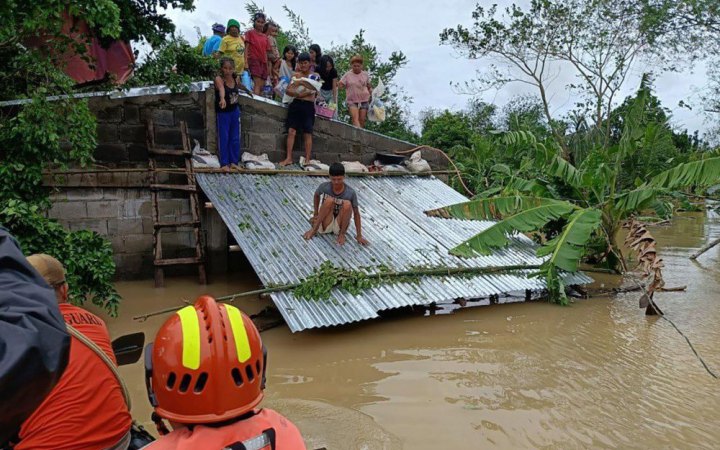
[279,52,319,166]
[303,163,370,246]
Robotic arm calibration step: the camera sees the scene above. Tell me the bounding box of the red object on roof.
[27,13,135,85]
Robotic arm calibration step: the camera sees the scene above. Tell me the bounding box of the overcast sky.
[164,0,714,134]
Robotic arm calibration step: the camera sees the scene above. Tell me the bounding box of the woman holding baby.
[279,52,321,166]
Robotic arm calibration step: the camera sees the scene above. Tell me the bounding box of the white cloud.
[164,0,712,134]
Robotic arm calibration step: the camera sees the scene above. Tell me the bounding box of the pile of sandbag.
[242,152,276,170]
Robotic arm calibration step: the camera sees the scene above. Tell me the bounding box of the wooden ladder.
[146,119,207,287]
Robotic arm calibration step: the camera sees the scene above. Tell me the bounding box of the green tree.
[420,110,475,150]
[440,0,673,158]
[128,34,217,92]
[0,1,194,314]
[427,86,720,304]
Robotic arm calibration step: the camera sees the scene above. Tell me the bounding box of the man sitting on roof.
[303,162,370,246]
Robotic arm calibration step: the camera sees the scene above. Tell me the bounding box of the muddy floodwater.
[95,210,720,449]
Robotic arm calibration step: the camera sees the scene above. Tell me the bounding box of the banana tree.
[427,116,720,304]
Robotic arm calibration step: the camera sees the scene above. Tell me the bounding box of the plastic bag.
[405,150,431,173]
[367,79,386,123]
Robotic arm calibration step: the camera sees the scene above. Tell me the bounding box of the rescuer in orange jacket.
[142,295,306,449]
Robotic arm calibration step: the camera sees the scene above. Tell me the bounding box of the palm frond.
[649,156,720,190]
[446,201,578,257]
[536,208,603,272]
[425,196,563,220]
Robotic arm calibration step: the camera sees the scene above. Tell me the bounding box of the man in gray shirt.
[303,163,370,246]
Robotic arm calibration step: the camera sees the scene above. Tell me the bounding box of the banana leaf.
[441,199,578,257]
[537,208,603,272]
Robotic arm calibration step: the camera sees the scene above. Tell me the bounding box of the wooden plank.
[150,184,197,192]
[155,257,203,266]
[148,148,190,156]
[154,221,201,229]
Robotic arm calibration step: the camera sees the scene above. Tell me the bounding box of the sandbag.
[341,161,369,173]
[405,150,431,173]
[380,164,409,174]
[191,139,220,168]
[242,152,276,170]
[299,156,330,172]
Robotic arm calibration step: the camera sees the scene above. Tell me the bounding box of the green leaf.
[436,198,578,257]
[537,208,603,272]
[613,187,659,215]
[426,195,565,221]
[649,156,720,190]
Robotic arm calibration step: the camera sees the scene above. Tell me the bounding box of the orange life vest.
[143,408,306,450]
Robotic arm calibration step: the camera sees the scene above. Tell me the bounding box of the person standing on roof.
[219,19,246,74]
[215,57,252,172]
[202,23,225,57]
[264,20,281,88]
[141,295,306,449]
[339,54,373,128]
[303,162,370,246]
[13,254,132,450]
[279,52,320,167]
[244,12,270,96]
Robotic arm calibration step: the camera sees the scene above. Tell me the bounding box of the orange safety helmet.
[144,295,267,424]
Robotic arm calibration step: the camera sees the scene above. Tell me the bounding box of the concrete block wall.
[88,91,207,165]
[205,91,446,167]
[47,185,196,280]
[45,88,445,280]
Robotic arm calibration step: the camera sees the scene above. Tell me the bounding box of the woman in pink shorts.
[339,54,373,128]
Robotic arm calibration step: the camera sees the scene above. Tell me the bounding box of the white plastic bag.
[367,79,386,123]
[405,150,431,173]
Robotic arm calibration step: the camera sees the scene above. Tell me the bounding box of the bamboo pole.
[132,264,540,322]
[689,237,720,260]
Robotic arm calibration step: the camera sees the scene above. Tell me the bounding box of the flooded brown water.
[95,210,720,449]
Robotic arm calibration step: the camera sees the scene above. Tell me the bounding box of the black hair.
[253,11,266,22]
[282,45,297,68]
[218,57,236,77]
[317,55,335,79]
[219,57,235,69]
[329,162,345,176]
[297,52,311,63]
[262,20,277,33]
[309,44,322,61]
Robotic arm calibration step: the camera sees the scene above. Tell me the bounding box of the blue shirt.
[203,35,222,56]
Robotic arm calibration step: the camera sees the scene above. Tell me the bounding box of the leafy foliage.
[128,34,217,92]
[0,0,140,314]
[428,82,720,304]
[293,261,388,301]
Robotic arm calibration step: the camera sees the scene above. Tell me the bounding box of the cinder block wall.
[45,88,442,279]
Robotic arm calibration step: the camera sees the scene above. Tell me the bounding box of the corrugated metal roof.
[197,173,592,332]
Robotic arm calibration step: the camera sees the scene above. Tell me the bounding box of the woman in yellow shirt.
[219,19,246,73]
